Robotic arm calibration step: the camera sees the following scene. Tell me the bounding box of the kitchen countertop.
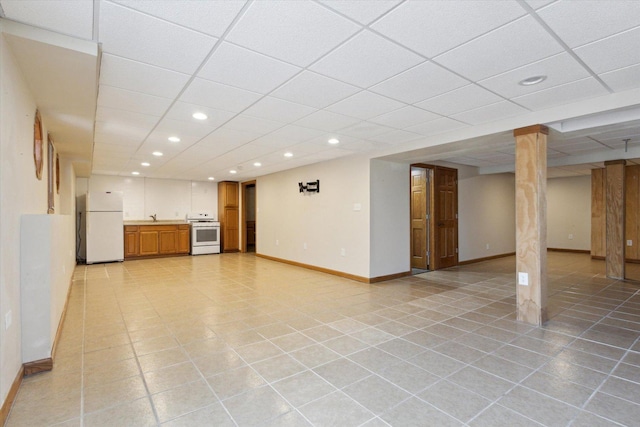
[124,220,189,226]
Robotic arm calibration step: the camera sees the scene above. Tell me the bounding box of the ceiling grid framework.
[0,0,639,181]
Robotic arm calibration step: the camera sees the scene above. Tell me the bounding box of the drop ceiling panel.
[99,54,190,99]
[241,97,317,123]
[372,0,525,58]
[95,107,159,141]
[145,118,219,146]
[368,129,422,145]
[600,63,640,93]
[197,127,262,149]
[164,102,236,127]
[415,84,503,116]
[271,71,360,109]
[198,42,301,94]
[574,26,640,74]
[434,16,564,81]
[452,101,529,125]
[513,78,609,110]
[180,78,262,112]
[265,125,326,145]
[317,0,402,25]
[111,0,247,37]
[370,61,469,104]
[326,91,404,120]
[337,122,395,139]
[369,106,440,129]
[99,2,218,74]
[537,0,640,48]
[97,85,173,116]
[407,117,467,136]
[478,53,592,98]
[226,0,360,67]
[0,0,94,39]
[310,30,423,88]
[223,115,284,135]
[294,110,362,132]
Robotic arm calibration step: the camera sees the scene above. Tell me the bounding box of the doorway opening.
[410,164,459,273]
[241,181,256,253]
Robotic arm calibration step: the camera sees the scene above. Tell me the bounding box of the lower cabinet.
[124,224,190,259]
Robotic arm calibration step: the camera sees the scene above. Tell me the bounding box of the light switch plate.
[518,272,529,286]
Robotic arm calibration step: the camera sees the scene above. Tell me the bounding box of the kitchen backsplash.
[78,175,218,220]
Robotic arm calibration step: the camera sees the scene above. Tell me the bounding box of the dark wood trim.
[51,278,73,361]
[626,258,640,264]
[458,252,516,265]
[23,358,53,376]
[513,124,549,137]
[256,253,408,283]
[604,159,626,166]
[592,255,606,260]
[0,365,24,426]
[241,180,256,254]
[548,248,591,254]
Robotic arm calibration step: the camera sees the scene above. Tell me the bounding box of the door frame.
[240,180,256,253]
[411,164,435,270]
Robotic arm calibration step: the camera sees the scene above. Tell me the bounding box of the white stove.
[186,213,220,255]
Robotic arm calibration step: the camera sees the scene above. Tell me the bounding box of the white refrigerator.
[85,191,124,264]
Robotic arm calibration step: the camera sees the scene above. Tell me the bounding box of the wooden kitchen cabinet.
[124,223,191,259]
[218,181,240,253]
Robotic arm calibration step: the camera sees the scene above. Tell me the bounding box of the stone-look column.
[514,125,548,326]
[605,160,626,279]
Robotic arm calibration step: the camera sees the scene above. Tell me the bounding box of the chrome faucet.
[149,214,157,222]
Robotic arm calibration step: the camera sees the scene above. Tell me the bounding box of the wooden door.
[139,231,159,256]
[159,230,177,253]
[411,167,428,269]
[434,166,458,269]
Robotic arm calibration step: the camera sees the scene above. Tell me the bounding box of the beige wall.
[0,30,75,406]
[547,175,591,250]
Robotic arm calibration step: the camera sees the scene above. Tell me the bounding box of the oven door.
[191,224,219,247]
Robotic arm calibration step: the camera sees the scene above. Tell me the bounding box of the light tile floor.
[7,252,640,426]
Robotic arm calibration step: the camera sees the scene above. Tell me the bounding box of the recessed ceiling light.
[328,138,340,145]
[141,162,150,167]
[519,75,547,86]
[284,152,293,158]
[131,171,140,175]
[152,151,163,156]
[168,136,180,143]
[208,177,215,181]
[192,112,208,120]
[230,170,237,174]
[254,162,262,167]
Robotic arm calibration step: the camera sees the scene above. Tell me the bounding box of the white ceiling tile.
[337,122,395,139]
[97,85,172,116]
[513,78,610,110]
[434,16,564,81]
[271,71,360,109]
[478,53,592,98]
[266,125,326,144]
[574,27,640,74]
[339,139,392,152]
[369,106,440,129]
[537,0,640,48]
[372,0,525,58]
[415,84,503,116]
[164,102,236,127]
[407,117,467,136]
[600,63,640,93]
[316,0,402,25]
[94,131,140,147]
[198,42,301,94]
[223,115,284,135]
[145,118,218,146]
[525,0,555,10]
[99,54,190,99]
[226,0,360,67]
[241,97,317,123]
[368,129,422,145]
[293,110,362,132]
[111,0,246,37]
[95,106,159,140]
[370,61,469,104]
[310,30,423,88]
[191,128,254,152]
[0,0,94,39]
[180,78,262,112]
[326,91,405,120]
[99,1,218,74]
[452,101,529,125]
[93,142,137,155]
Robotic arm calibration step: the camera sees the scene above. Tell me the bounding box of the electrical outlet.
[5,311,11,330]
[568,234,574,240]
[486,243,490,250]
[341,248,346,256]
[628,240,633,246]
[518,272,529,286]
[303,243,307,250]
[353,203,361,211]
[175,211,179,217]
[276,239,279,246]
